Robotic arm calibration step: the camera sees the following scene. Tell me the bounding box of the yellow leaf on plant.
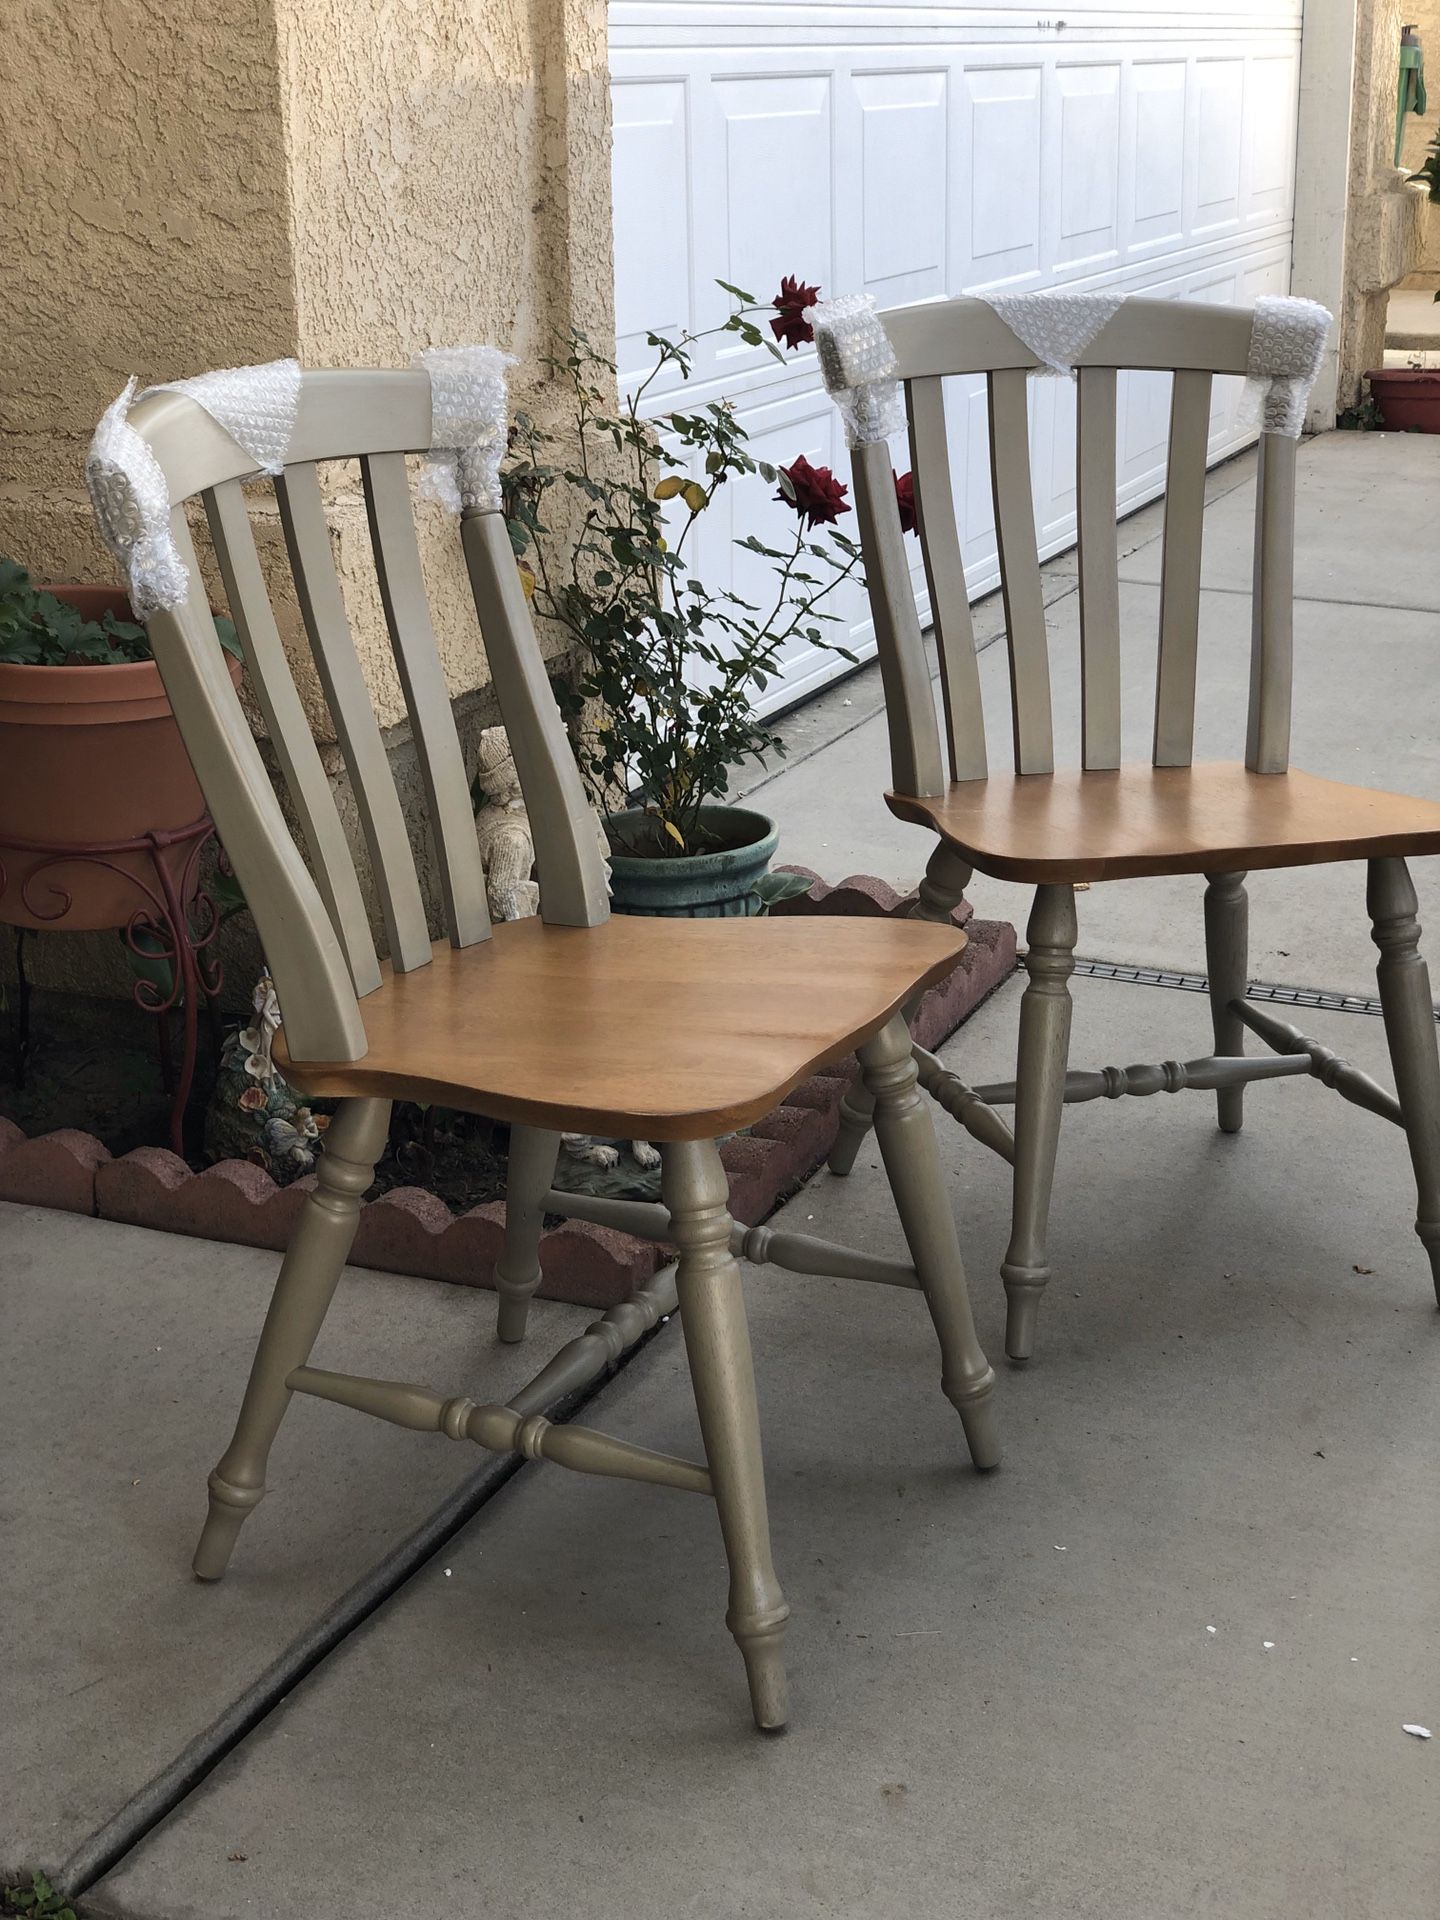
[663,820,686,848]
[653,475,685,500]
[682,481,707,513]
[516,560,536,601]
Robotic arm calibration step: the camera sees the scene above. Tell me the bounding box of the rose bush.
[504,276,871,856]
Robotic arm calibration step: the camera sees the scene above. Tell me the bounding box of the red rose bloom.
[894,470,916,535]
[776,455,851,529]
[770,274,821,350]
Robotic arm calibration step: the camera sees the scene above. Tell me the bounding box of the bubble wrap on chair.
[1244,295,1332,438]
[982,289,1128,375]
[413,344,518,513]
[811,294,905,447]
[85,358,301,616]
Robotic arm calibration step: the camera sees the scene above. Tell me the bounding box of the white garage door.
[610,1,1303,714]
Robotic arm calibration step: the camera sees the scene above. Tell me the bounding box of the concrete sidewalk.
[81,979,1440,1920]
[4,430,1438,1918]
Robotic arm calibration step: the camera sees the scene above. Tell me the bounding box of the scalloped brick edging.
[0,881,1016,1305]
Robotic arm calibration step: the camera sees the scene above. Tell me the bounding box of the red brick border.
[0,880,1015,1304]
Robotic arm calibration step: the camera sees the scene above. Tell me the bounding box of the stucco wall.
[2,0,614,998]
[268,0,615,730]
[3,0,612,721]
[1,1,298,577]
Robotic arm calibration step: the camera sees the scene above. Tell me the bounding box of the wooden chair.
[832,294,1440,1364]
[118,363,1001,1733]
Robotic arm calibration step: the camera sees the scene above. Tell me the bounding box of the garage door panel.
[612,79,693,384]
[964,65,1044,285]
[716,74,836,330]
[1034,374,1080,553]
[1193,58,1246,236]
[1053,64,1123,272]
[611,7,1300,715]
[856,69,949,300]
[1128,62,1188,251]
[694,387,876,701]
[1246,53,1300,224]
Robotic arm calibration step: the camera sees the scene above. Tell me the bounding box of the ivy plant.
[1409,125,1440,203]
[0,557,240,667]
[2,1871,77,1920]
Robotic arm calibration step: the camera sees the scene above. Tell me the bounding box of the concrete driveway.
[4,429,1437,1920]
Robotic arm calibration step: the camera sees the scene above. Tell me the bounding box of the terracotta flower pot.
[0,586,242,931]
[1365,368,1440,433]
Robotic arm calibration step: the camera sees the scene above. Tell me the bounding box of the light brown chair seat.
[888,763,1440,885]
[278,914,966,1138]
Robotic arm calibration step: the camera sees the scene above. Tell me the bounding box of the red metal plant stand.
[3,818,224,1156]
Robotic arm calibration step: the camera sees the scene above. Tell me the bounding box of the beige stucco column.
[1,0,613,989]
[2,0,612,716]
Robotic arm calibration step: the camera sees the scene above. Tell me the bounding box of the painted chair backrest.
[124,368,610,1064]
[846,295,1299,800]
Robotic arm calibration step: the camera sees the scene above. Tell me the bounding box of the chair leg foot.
[663,1138,791,1733]
[859,1013,999,1472]
[1002,885,1076,1365]
[952,1371,1002,1471]
[828,1082,874,1176]
[738,1624,791,1732]
[1369,858,1440,1308]
[190,1096,390,1580]
[495,1126,562,1343]
[1000,1282,1043,1368]
[193,1476,264,1581]
[1205,870,1249,1134]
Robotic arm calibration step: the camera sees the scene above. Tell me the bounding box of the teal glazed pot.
[604,804,779,918]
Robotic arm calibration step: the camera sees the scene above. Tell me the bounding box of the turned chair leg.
[1204,870,1249,1134]
[1002,884,1077,1364]
[494,1125,562,1343]
[858,1013,1000,1470]
[828,1082,875,1176]
[663,1138,790,1732]
[193,1096,391,1580]
[827,843,972,1178]
[1368,858,1440,1306]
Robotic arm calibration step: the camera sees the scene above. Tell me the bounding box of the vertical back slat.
[843,440,946,800]
[1152,368,1213,767]
[1075,367,1122,771]
[906,377,987,782]
[275,462,433,972]
[461,508,612,925]
[986,370,1053,774]
[1245,432,1296,773]
[361,453,491,948]
[204,481,382,997]
[153,513,369,1062]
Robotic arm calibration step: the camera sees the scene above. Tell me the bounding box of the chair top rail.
[127,370,436,508]
[880,296,1255,381]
